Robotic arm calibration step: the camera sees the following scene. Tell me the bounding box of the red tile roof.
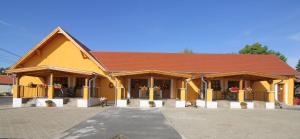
[91,52,298,76]
[0,75,13,85]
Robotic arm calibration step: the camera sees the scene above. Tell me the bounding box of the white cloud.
[288,32,300,42]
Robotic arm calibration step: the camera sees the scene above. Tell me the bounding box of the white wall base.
[266,102,275,109]
[154,100,163,107]
[77,99,88,107]
[36,98,63,107]
[117,100,127,107]
[207,101,218,109]
[196,100,205,108]
[246,102,254,109]
[12,98,22,107]
[176,101,185,108]
[230,102,241,109]
[140,100,149,107]
[196,100,217,108]
[89,98,101,106]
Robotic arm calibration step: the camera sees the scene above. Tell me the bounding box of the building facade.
[0,75,13,95]
[6,27,298,109]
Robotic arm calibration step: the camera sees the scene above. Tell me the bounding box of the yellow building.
[6,27,298,109]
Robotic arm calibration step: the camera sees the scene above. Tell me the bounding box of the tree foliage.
[182,48,193,54]
[296,59,300,72]
[239,42,287,62]
[0,67,8,75]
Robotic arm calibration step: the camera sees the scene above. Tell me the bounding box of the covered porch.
[197,72,286,109]
[7,66,103,107]
[112,70,191,108]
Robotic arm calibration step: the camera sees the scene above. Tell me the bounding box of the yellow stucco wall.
[20,34,106,75]
[252,78,295,105]
[187,79,200,104]
[17,33,117,99]
[98,78,115,101]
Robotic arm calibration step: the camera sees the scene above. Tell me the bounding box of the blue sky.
[0,0,299,68]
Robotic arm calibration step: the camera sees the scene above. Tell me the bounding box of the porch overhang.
[6,65,98,77]
[204,71,287,81]
[111,70,192,78]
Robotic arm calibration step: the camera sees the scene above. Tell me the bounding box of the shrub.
[45,100,54,107]
[149,101,156,107]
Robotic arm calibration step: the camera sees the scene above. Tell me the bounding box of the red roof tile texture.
[0,75,13,85]
[91,52,298,76]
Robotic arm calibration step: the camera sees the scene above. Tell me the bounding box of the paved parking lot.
[0,96,12,106]
[0,106,104,139]
[59,108,181,139]
[161,107,300,139]
[1,100,300,139]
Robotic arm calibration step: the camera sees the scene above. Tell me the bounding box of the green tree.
[296,59,300,72]
[239,42,287,62]
[0,67,8,75]
[181,48,193,54]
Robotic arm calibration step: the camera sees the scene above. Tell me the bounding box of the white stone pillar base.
[196,100,217,108]
[176,100,185,108]
[230,102,241,109]
[246,102,254,109]
[140,100,149,107]
[266,102,275,109]
[13,98,22,107]
[117,100,127,107]
[77,99,88,107]
[154,100,163,107]
[196,100,205,108]
[207,101,218,109]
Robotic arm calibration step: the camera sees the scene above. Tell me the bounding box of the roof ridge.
[90,51,275,56]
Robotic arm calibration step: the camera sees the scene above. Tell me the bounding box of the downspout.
[114,79,117,107]
[201,75,208,108]
[88,74,97,106]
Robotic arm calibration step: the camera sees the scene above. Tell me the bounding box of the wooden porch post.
[238,79,244,102]
[83,78,89,100]
[268,80,275,102]
[47,73,54,99]
[206,80,213,102]
[180,79,186,101]
[149,76,154,101]
[12,75,20,98]
[116,79,122,100]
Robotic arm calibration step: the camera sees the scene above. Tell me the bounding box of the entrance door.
[277,84,284,102]
[130,79,148,98]
[154,79,171,99]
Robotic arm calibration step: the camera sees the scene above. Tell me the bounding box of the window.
[228,81,239,88]
[211,80,221,91]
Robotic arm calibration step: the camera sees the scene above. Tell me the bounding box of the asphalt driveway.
[59,108,181,139]
[0,96,12,106]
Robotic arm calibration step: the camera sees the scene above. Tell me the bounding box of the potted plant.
[149,101,156,107]
[45,100,54,107]
[240,102,247,109]
[275,101,282,109]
